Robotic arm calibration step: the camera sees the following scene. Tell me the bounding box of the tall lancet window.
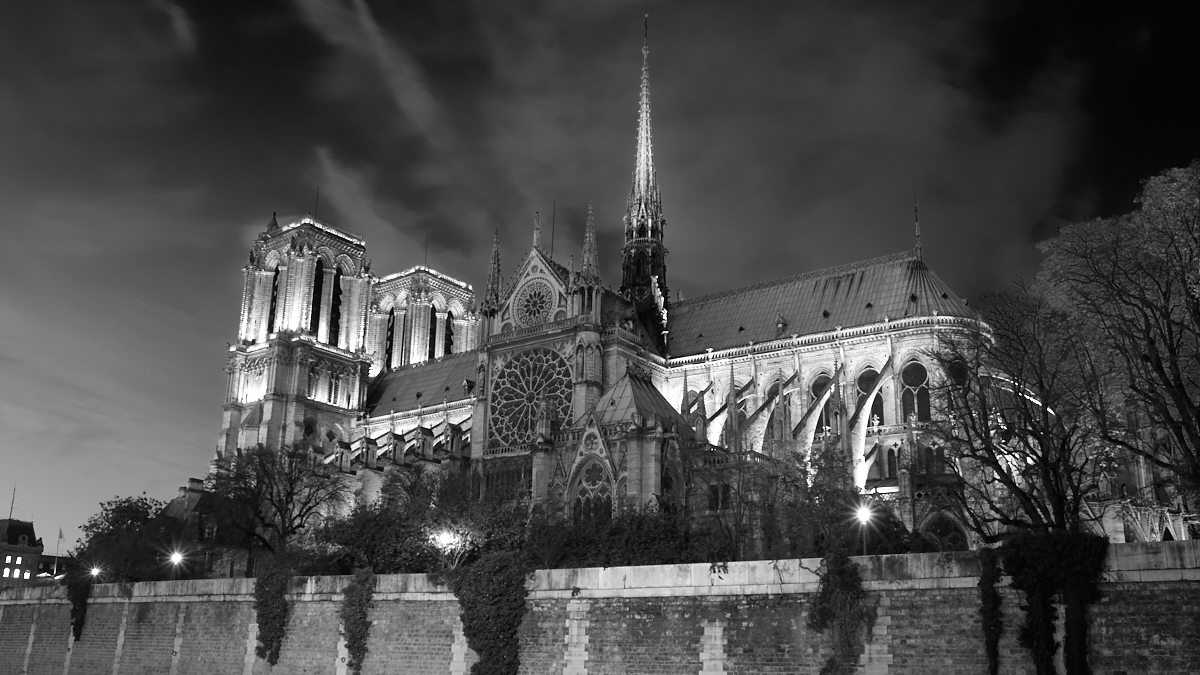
[857,368,885,427]
[444,310,455,355]
[267,267,282,335]
[427,305,438,361]
[309,259,325,335]
[901,362,931,422]
[385,307,398,370]
[328,266,343,347]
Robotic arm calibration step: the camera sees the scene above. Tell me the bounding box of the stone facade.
[1,542,1197,674]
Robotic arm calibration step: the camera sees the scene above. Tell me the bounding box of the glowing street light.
[90,567,102,578]
[169,552,184,565]
[856,505,872,556]
[431,529,469,570]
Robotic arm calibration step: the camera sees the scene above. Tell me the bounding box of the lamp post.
[89,566,102,580]
[856,505,871,556]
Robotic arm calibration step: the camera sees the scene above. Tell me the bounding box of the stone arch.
[264,249,283,271]
[569,456,614,525]
[334,253,357,275]
[429,292,448,313]
[447,298,467,317]
[316,246,338,267]
[378,293,397,312]
[918,511,969,551]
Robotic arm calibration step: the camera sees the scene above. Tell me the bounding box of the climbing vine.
[65,571,93,641]
[977,547,1003,675]
[339,568,375,674]
[444,550,532,675]
[253,563,291,665]
[1000,531,1108,675]
[806,542,869,675]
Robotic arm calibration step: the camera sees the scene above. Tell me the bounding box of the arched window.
[444,310,455,355]
[857,368,885,426]
[427,305,437,361]
[708,482,733,511]
[763,381,788,455]
[328,266,343,346]
[385,308,398,369]
[923,513,969,551]
[267,267,282,335]
[811,374,833,434]
[887,447,897,477]
[573,461,612,527]
[309,259,325,334]
[901,362,931,422]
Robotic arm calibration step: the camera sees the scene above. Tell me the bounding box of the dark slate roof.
[365,352,479,416]
[589,370,696,438]
[668,251,973,357]
[0,519,39,547]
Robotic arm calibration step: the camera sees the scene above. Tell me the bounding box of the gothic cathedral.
[217,35,980,545]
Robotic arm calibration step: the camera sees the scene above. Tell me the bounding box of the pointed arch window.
[857,368,885,427]
[573,461,612,527]
[427,305,438,361]
[811,374,833,435]
[328,266,343,347]
[901,361,931,422]
[444,310,455,355]
[385,308,398,369]
[267,267,282,335]
[309,259,325,334]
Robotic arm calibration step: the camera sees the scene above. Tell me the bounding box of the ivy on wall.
[977,547,1003,675]
[806,543,869,675]
[444,550,532,675]
[253,563,291,665]
[339,568,375,674]
[65,571,93,641]
[1001,531,1108,675]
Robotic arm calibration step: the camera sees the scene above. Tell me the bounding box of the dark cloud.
[1,0,1197,542]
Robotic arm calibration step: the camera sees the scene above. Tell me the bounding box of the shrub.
[253,563,290,665]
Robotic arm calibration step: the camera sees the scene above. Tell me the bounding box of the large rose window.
[489,347,573,446]
[513,279,554,327]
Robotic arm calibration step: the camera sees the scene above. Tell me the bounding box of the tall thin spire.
[532,211,542,250]
[629,14,660,225]
[482,229,502,316]
[913,197,922,261]
[580,202,600,284]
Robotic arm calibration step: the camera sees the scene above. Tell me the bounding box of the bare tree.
[1040,160,1200,497]
[209,445,351,560]
[926,285,1110,541]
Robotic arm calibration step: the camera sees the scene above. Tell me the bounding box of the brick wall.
[0,541,1195,675]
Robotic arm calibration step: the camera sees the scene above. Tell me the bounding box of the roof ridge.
[675,250,918,308]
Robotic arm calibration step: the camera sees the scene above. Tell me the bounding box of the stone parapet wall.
[0,541,1196,675]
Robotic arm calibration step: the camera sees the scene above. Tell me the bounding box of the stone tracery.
[489,347,573,446]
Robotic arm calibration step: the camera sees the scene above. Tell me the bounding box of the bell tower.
[620,26,670,352]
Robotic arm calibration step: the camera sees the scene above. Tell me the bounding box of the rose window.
[489,347,573,446]
[514,279,554,327]
[573,460,612,524]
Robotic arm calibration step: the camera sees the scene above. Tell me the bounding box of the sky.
[1,1,1198,548]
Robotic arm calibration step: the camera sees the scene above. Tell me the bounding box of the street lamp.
[431,529,468,570]
[169,551,184,581]
[856,505,872,556]
[90,567,102,580]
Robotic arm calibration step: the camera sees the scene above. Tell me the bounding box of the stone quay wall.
[0,541,1196,675]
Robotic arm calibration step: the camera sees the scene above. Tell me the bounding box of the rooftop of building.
[667,250,974,357]
[364,351,479,418]
[0,520,41,549]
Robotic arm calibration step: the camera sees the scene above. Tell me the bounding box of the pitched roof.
[668,251,973,357]
[365,352,478,417]
[588,370,696,438]
[0,519,39,547]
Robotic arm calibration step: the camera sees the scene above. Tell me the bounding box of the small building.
[0,519,43,589]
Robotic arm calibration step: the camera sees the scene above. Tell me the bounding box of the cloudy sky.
[1,1,1197,547]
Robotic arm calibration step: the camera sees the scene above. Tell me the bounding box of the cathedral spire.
[913,197,922,261]
[620,17,670,354]
[580,202,600,285]
[482,229,502,316]
[532,211,542,250]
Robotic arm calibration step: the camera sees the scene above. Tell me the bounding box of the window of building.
[2,568,8,577]
[857,368,885,426]
[708,482,733,511]
[3,555,9,563]
[328,267,343,346]
[901,361,931,422]
[23,570,29,579]
[14,556,20,565]
[330,375,341,406]
[811,374,833,433]
[309,258,325,334]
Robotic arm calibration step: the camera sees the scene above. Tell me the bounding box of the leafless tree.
[925,285,1111,542]
[209,445,351,559]
[1039,160,1200,497]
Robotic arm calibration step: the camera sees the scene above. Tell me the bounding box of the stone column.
[408,301,432,365]
[391,309,407,370]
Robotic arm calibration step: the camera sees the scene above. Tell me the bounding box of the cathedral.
[214,36,1186,548]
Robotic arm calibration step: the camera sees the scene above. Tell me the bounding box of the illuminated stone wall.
[4,542,1193,674]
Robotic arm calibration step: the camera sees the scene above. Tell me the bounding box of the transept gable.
[498,246,571,331]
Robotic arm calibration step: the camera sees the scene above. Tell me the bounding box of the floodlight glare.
[169,552,184,565]
[90,567,102,577]
[856,505,871,524]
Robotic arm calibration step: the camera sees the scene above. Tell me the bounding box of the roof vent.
[822,310,830,318]
[941,292,949,299]
[865,302,873,309]
[737,326,745,332]
[910,294,918,303]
